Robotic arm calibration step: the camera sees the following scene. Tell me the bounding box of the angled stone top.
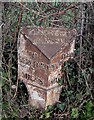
[19,26,77,60]
[36,44,62,59]
[20,26,77,45]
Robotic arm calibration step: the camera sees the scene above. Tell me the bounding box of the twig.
[13,2,23,43]
[13,2,23,98]
[78,3,85,79]
[19,3,44,18]
[38,3,76,22]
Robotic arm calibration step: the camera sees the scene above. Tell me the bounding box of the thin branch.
[13,2,23,43]
[78,3,85,79]
[38,3,77,22]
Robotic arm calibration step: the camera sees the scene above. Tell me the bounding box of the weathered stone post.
[18,26,77,109]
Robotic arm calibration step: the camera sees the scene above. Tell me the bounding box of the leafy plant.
[71,108,78,119]
[2,2,94,119]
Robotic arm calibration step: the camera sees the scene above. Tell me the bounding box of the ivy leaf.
[71,108,78,119]
[45,112,51,118]
[57,103,65,111]
[85,100,93,112]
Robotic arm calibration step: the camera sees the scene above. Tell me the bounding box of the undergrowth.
[1,2,94,119]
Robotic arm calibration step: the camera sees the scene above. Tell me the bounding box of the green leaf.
[2,102,9,110]
[71,108,78,119]
[40,114,44,119]
[85,100,93,112]
[76,93,82,100]
[67,90,73,96]
[57,103,65,111]
[45,112,51,118]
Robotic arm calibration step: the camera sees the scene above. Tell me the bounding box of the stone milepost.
[18,26,77,109]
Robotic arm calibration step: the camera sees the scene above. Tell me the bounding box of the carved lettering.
[28,51,38,59]
[25,73,32,80]
[28,29,71,44]
[23,72,44,85]
[19,55,49,73]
